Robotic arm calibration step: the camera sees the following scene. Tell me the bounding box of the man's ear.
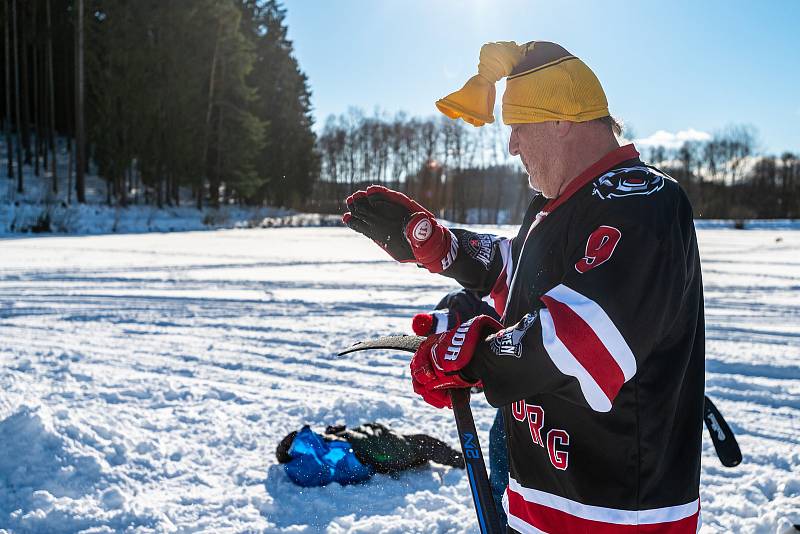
[554,120,573,138]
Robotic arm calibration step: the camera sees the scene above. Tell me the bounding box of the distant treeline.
[1,0,318,208]
[312,112,799,222]
[643,126,799,219]
[312,109,527,223]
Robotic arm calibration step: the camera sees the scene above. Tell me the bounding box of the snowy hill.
[0,226,798,532]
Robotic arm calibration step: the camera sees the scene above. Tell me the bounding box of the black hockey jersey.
[443,144,705,533]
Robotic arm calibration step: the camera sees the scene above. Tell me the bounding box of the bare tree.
[32,0,40,177]
[74,0,85,203]
[46,0,57,193]
[200,19,222,208]
[12,0,23,193]
[4,0,13,180]
[18,0,30,166]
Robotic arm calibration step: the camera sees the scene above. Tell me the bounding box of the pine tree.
[87,1,264,208]
[243,0,319,207]
[203,0,264,206]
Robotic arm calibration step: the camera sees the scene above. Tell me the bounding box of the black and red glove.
[342,185,458,273]
[410,315,503,409]
[342,185,431,262]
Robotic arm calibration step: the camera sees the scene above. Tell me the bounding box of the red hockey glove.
[342,185,433,263]
[410,315,503,409]
[404,212,459,273]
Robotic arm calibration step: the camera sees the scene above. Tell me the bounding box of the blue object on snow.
[284,426,374,487]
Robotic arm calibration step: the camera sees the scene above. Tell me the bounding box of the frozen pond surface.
[0,226,798,533]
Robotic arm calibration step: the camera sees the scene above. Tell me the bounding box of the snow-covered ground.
[0,202,305,236]
[0,226,797,533]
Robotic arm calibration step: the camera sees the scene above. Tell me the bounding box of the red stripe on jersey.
[506,489,699,534]
[540,294,625,403]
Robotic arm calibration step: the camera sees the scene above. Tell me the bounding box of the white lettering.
[452,331,466,346]
[444,346,461,360]
[444,321,472,361]
[440,232,459,271]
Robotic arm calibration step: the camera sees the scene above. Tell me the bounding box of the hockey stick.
[340,335,504,534]
[449,388,504,534]
[703,395,741,467]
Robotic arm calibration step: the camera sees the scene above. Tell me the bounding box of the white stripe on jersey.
[506,476,700,525]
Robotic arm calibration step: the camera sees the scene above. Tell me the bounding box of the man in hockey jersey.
[343,41,704,533]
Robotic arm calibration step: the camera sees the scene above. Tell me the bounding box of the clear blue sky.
[284,0,799,154]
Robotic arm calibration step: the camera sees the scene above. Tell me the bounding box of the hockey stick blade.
[339,335,503,534]
[338,335,425,355]
[703,395,742,467]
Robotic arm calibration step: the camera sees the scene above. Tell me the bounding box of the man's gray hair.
[597,115,623,137]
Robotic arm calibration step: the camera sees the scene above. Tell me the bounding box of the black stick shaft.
[339,337,503,532]
[703,395,742,467]
[449,388,504,534]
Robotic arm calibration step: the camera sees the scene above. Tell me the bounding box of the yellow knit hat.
[436,41,609,127]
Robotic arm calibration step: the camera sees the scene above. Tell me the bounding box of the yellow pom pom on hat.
[436,41,610,127]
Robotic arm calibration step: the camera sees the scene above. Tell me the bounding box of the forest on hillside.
[1,0,317,208]
[1,1,797,223]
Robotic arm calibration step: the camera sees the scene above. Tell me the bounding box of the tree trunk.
[12,0,23,193]
[124,164,131,205]
[119,169,127,206]
[32,0,39,178]
[215,125,222,205]
[66,137,72,204]
[133,163,140,204]
[74,0,85,203]
[5,0,13,180]
[200,20,222,210]
[46,0,57,194]
[494,173,504,224]
[210,55,227,208]
[19,1,30,166]
[157,165,164,209]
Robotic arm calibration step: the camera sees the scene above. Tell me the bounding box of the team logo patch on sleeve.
[592,167,667,200]
[460,232,497,269]
[489,312,538,358]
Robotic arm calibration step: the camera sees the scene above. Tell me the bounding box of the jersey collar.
[542,143,640,214]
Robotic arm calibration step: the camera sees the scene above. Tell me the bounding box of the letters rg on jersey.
[511,400,570,471]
